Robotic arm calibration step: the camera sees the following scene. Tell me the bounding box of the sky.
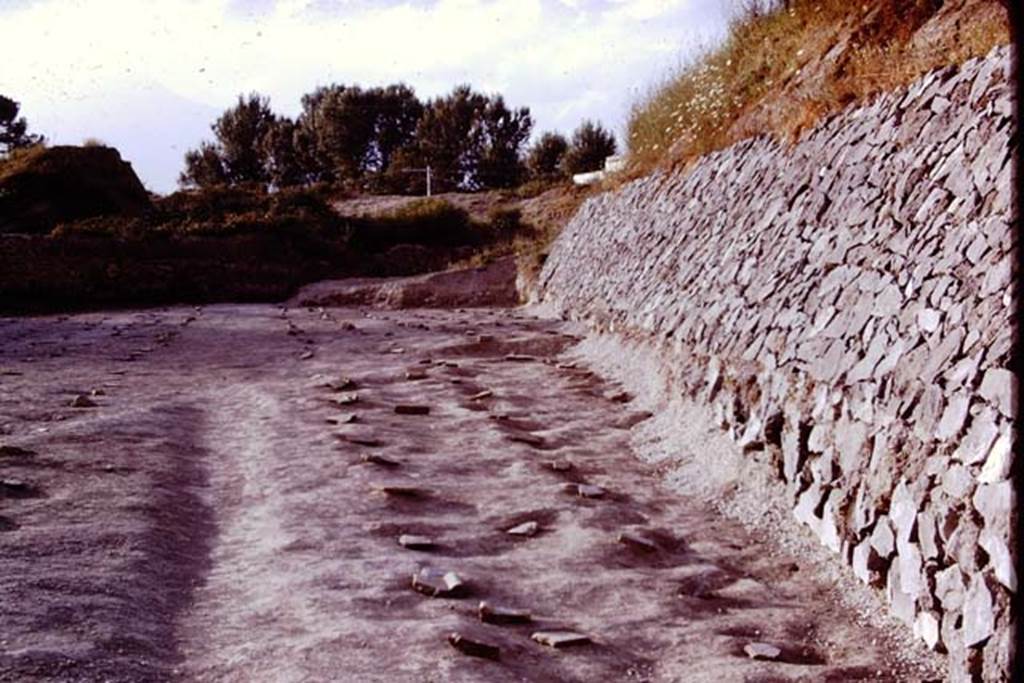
[1,0,731,193]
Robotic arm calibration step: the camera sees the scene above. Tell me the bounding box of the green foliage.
[475,95,533,189]
[262,117,306,188]
[561,120,617,175]
[180,93,275,188]
[180,141,228,188]
[294,83,424,186]
[526,131,569,180]
[485,206,527,241]
[0,94,44,155]
[388,85,533,192]
[401,85,488,193]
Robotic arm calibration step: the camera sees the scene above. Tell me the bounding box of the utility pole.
[403,165,432,197]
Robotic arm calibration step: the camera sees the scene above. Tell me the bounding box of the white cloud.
[0,0,729,192]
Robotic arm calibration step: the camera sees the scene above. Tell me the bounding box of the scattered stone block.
[69,395,97,408]
[469,390,493,400]
[0,445,36,459]
[618,531,659,553]
[505,354,537,362]
[531,630,590,648]
[0,478,31,495]
[399,534,435,550]
[344,435,383,447]
[412,567,465,597]
[743,642,782,661]
[508,433,545,448]
[546,459,573,472]
[563,483,605,499]
[299,350,314,360]
[335,393,360,406]
[448,632,500,660]
[376,484,429,498]
[395,405,431,416]
[507,521,539,537]
[478,601,532,624]
[361,453,401,468]
[405,369,428,380]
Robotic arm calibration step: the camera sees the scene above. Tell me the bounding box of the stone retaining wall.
[536,45,1016,681]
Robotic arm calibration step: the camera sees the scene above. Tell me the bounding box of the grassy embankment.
[626,0,1010,177]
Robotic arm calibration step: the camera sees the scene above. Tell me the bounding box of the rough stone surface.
[978,368,1017,418]
[535,45,1014,681]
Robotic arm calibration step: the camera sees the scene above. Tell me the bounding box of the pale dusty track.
[1,303,941,681]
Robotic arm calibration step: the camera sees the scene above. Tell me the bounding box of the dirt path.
[1,303,941,681]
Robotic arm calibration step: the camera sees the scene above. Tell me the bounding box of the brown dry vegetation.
[626,0,1010,177]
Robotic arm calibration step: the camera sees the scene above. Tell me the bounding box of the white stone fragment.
[916,307,941,333]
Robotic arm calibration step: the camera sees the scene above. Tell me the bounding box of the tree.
[297,85,369,183]
[368,84,424,175]
[262,117,306,188]
[406,85,489,193]
[0,94,44,154]
[180,93,275,188]
[393,86,532,192]
[475,95,533,189]
[561,120,617,175]
[526,131,569,180]
[179,141,227,188]
[212,93,276,184]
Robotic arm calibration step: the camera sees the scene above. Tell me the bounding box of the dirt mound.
[0,145,151,234]
[290,256,520,309]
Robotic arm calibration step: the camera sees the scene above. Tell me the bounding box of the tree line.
[180,84,617,194]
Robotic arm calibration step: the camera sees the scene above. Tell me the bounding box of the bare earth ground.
[1,301,943,682]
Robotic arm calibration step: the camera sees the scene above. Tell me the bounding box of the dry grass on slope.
[626,0,1010,177]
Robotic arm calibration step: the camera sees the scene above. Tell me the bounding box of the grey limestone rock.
[870,515,896,559]
[935,391,970,440]
[978,368,1017,418]
[962,572,995,647]
[978,429,1013,484]
[954,407,999,464]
